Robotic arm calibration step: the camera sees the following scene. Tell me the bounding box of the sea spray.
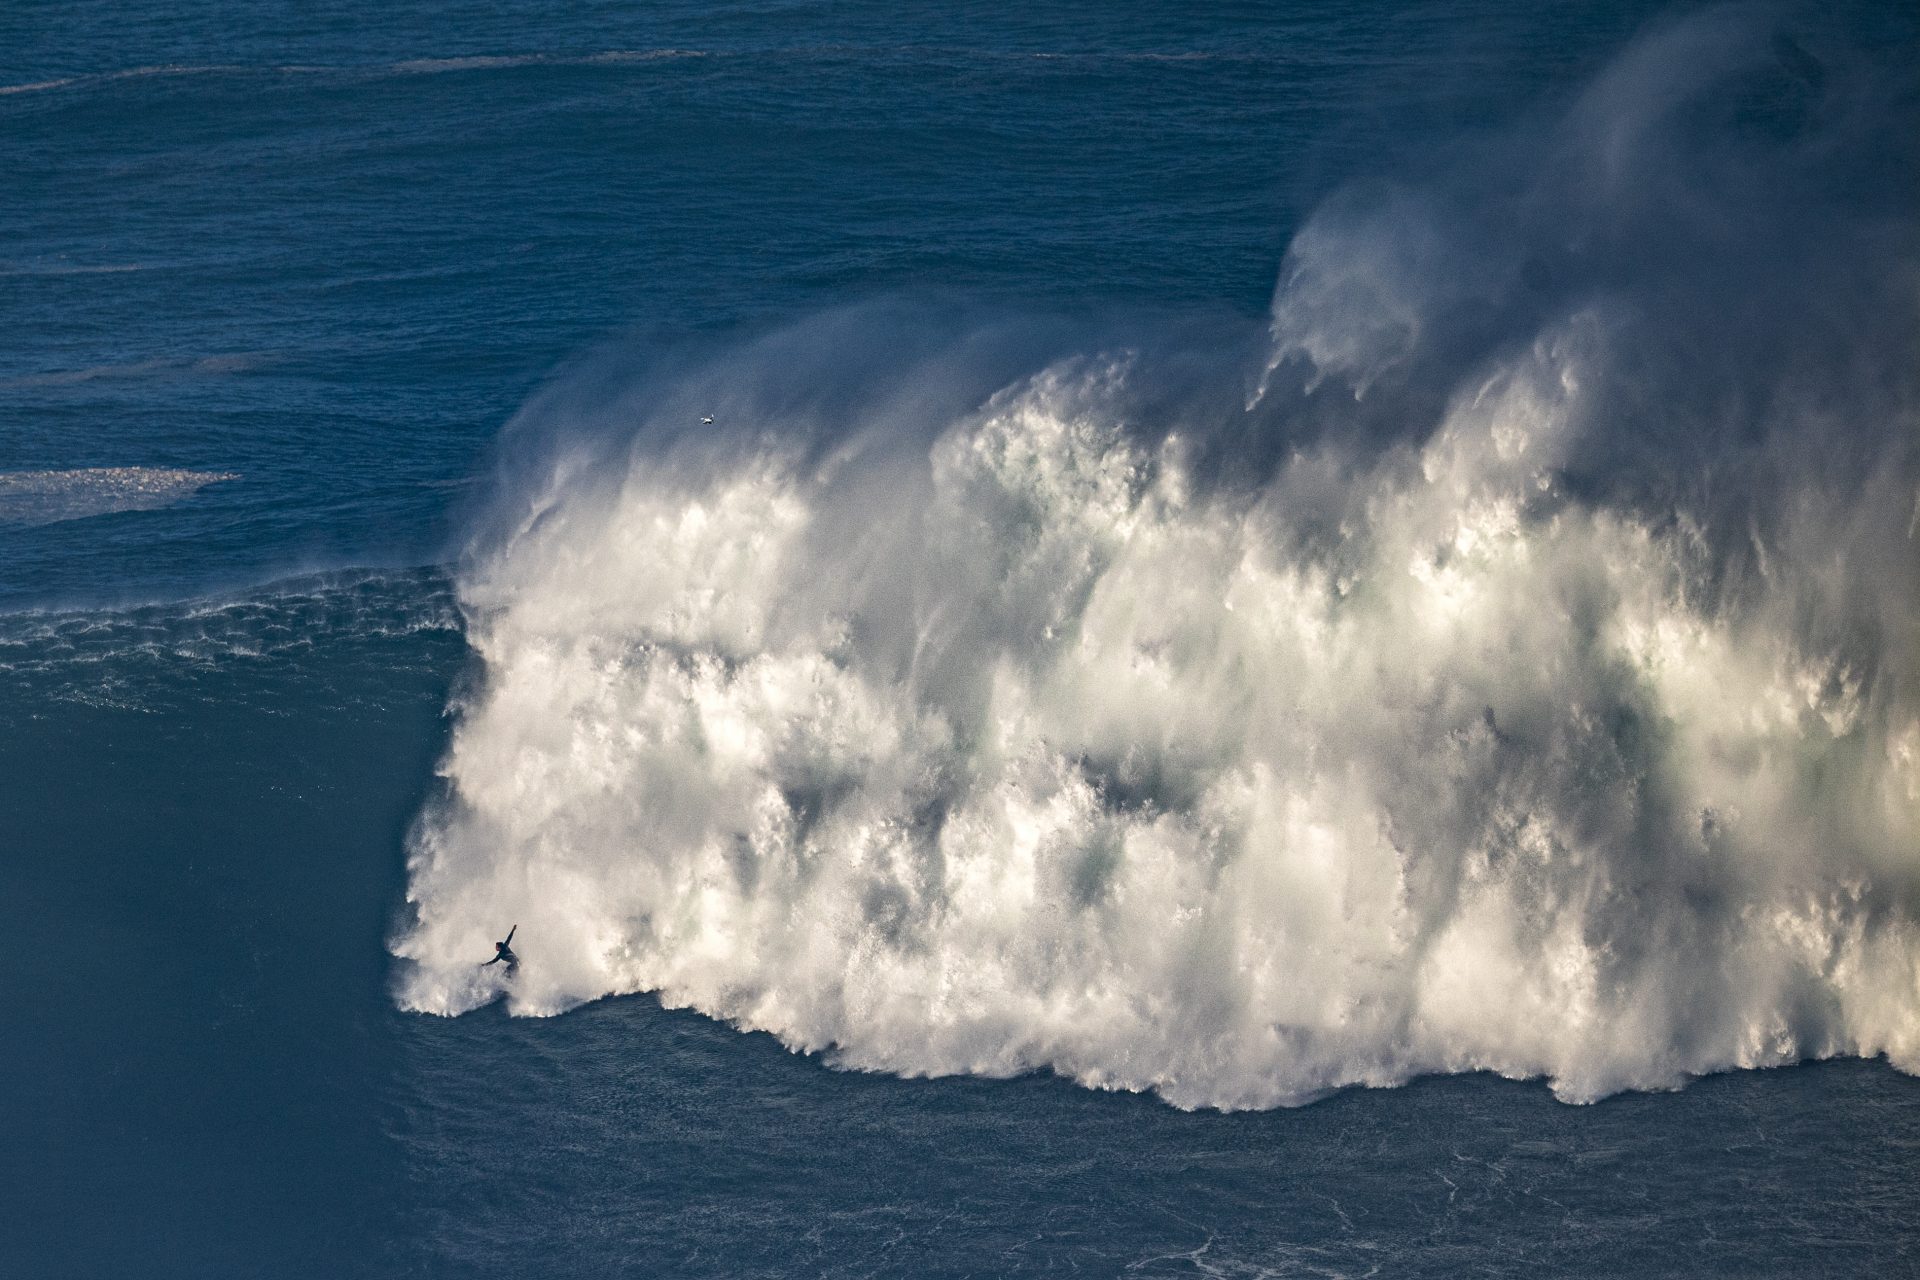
[394,8,1920,1107]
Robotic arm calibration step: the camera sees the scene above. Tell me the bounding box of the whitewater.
[393,10,1919,1109]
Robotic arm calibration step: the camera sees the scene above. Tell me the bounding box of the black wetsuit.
[483,926,518,968]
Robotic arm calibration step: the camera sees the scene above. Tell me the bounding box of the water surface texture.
[4,2,1917,1276]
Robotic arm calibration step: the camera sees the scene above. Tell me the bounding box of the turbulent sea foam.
[395,10,1919,1107]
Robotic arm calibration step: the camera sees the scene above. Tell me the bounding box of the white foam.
[394,303,1916,1104]
[393,11,1920,1107]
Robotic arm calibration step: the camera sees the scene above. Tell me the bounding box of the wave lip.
[0,467,238,528]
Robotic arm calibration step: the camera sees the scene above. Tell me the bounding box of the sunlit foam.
[393,10,1919,1108]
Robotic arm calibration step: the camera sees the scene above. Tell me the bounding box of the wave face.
[396,10,1920,1107]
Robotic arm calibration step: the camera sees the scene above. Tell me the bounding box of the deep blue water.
[4,2,1917,1276]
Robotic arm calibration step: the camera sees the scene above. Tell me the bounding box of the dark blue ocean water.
[4,2,1918,1276]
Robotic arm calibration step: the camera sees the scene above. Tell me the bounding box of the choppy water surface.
[3,2,1915,1276]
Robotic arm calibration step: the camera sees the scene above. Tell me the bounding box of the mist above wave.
[395,8,1919,1107]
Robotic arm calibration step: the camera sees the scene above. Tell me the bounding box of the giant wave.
[394,8,1919,1107]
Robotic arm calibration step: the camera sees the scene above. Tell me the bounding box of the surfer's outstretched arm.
[504,925,516,947]
[481,955,500,966]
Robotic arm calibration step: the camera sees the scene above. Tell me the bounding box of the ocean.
[3,2,1917,1275]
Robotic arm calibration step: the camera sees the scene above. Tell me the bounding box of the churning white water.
[394,10,1919,1107]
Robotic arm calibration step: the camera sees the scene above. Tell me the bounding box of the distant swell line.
[1,353,271,388]
[0,63,251,95]
[0,44,1295,97]
[0,467,238,528]
[0,50,712,97]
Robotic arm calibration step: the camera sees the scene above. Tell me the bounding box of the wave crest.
[394,9,1920,1107]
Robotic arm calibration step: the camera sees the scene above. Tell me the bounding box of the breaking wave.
[395,8,1920,1107]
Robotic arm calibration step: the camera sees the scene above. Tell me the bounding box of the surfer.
[482,925,518,971]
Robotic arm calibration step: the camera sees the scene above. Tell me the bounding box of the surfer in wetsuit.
[482,926,518,971]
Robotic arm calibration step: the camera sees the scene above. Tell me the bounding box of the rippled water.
[4,2,1916,1276]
